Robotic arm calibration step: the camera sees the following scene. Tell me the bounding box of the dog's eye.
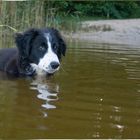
[39,45,46,51]
[53,44,57,50]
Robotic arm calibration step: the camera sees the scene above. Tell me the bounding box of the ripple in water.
[110,47,140,94]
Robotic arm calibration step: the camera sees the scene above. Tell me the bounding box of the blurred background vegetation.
[0,0,140,34]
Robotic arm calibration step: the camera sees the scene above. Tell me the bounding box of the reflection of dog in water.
[30,75,59,111]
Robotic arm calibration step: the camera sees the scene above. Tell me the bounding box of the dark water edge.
[0,39,140,138]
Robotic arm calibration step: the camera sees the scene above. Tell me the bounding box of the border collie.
[0,28,66,76]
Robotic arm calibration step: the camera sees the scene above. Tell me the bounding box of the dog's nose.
[50,61,60,69]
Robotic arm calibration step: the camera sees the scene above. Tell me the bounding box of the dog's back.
[0,48,18,72]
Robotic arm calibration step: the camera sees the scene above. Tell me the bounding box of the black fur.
[0,28,66,76]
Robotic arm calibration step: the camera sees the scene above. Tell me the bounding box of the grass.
[0,1,82,36]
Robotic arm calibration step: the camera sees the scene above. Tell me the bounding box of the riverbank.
[64,19,140,46]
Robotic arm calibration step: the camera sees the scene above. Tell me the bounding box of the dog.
[0,28,66,76]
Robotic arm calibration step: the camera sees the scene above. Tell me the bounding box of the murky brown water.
[0,39,140,138]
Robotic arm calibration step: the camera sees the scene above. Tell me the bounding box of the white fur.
[30,33,60,75]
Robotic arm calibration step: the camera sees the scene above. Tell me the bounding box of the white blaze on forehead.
[37,33,60,74]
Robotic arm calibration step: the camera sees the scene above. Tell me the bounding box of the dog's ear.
[15,32,24,55]
[15,28,39,57]
[15,29,39,76]
[59,37,66,57]
[51,28,67,59]
[57,36,67,60]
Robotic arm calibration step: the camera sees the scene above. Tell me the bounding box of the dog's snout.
[50,61,60,69]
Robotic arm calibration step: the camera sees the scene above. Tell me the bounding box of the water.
[0,39,140,138]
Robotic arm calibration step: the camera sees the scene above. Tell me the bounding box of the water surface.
[0,40,140,138]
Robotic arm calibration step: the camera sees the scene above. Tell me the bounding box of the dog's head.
[15,28,66,75]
